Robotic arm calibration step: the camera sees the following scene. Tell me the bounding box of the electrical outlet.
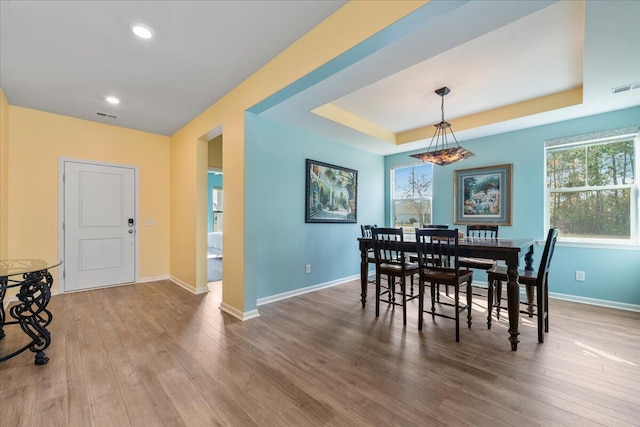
[575,270,585,281]
[305,264,311,274]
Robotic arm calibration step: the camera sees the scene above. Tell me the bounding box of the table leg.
[0,279,6,339]
[506,259,520,351]
[0,270,53,365]
[524,245,535,315]
[360,246,367,308]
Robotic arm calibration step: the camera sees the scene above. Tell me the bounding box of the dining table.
[358,236,535,351]
[0,258,62,365]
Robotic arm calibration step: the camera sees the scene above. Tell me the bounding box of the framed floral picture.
[305,159,357,223]
[454,164,512,225]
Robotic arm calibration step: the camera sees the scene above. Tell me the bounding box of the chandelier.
[410,87,474,166]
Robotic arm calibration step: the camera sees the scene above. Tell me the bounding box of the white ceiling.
[1,0,639,154]
[0,0,346,136]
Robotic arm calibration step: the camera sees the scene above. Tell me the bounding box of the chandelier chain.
[409,86,475,165]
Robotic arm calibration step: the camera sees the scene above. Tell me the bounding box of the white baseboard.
[219,302,260,321]
[138,275,170,283]
[147,276,257,320]
[169,276,209,295]
[257,274,360,306]
[549,292,640,312]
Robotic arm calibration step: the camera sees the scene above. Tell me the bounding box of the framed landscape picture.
[454,164,512,225]
[305,159,357,223]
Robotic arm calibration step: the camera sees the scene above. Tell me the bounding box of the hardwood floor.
[1,279,639,426]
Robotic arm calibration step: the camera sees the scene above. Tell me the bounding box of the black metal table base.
[0,270,54,365]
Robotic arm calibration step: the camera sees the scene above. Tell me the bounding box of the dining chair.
[360,224,377,284]
[486,228,558,343]
[361,224,376,239]
[459,225,499,328]
[371,227,419,326]
[417,224,450,299]
[415,228,473,341]
[459,225,499,271]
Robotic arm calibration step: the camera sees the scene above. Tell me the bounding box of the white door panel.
[64,161,136,291]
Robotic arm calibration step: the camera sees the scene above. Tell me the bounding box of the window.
[391,163,433,233]
[545,128,639,242]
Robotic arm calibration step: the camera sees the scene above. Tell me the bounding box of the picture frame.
[454,163,512,225]
[305,159,357,223]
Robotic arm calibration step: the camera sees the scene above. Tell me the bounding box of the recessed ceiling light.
[131,24,153,39]
[105,96,120,105]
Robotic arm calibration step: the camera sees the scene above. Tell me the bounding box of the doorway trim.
[57,157,140,293]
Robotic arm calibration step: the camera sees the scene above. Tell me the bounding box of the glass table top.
[0,259,63,278]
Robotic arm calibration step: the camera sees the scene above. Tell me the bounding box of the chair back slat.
[415,228,460,271]
[537,228,559,288]
[467,225,498,238]
[421,224,449,229]
[360,224,376,239]
[371,227,405,265]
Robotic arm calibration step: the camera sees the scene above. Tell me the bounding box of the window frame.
[390,162,433,234]
[544,129,639,246]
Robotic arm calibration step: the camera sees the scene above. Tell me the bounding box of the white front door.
[63,161,136,291]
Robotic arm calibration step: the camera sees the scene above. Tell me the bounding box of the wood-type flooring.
[1,279,638,426]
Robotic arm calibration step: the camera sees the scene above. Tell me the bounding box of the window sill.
[535,239,640,251]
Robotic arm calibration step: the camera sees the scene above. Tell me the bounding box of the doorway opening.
[206,132,223,286]
[207,171,223,283]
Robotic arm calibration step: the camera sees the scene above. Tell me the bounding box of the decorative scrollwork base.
[0,280,6,340]
[0,269,54,365]
[35,351,49,365]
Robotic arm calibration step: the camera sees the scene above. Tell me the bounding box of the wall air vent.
[611,82,640,94]
[96,111,118,119]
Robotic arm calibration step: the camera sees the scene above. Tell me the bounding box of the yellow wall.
[169,1,427,310]
[208,135,223,169]
[1,2,427,311]
[8,106,171,291]
[0,90,9,260]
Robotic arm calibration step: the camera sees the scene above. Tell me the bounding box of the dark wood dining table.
[358,236,535,351]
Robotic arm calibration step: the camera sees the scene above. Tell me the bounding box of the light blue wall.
[244,114,385,307]
[207,172,223,233]
[385,106,640,306]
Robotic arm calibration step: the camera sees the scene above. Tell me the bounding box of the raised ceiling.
[260,0,640,155]
[331,1,584,133]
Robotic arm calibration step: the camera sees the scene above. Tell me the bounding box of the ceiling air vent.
[611,82,640,94]
[96,111,118,119]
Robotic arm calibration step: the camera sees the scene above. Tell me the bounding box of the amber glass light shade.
[410,87,474,166]
[410,146,475,166]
